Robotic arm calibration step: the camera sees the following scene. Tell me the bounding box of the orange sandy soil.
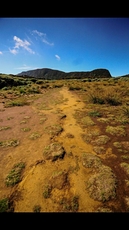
[0,86,129,212]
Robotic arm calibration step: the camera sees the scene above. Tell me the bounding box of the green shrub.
[43,184,52,199]
[5,162,25,186]
[105,95,122,106]
[33,205,41,212]
[89,94,105,104]
[5,98,29,107]
[0,198,8,212]
[88,110,102,117]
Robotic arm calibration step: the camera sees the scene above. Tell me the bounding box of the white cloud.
[9,48,18,55]
[32,30,46,37]
[55,54,60,60]
[32,30,54,46]
[0,51,3,55]
[9,36,35,55]
[15,66,31,70]
[15,65,39,70]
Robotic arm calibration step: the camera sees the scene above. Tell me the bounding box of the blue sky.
[0,17,129,77]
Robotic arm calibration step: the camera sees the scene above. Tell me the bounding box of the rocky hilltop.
[17,68,112,80]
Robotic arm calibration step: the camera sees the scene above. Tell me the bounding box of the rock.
[43,142,65,161]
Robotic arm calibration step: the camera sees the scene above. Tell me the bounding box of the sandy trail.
[54,87,101,211]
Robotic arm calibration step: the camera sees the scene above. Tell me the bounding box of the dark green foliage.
[5,162,25,186]
[43,184,52,198]
[0,75,27,89]
[88,110,102,117]
[105,96,122,106]
[90,95,105,104]
[33,205,41,212]
[0,198,9,212]
[68,86,82,91]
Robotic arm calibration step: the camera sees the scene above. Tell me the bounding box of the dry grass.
[86,165,117,202]
[106,125,126,136]
[120,162,129,176]
[82,152,102,168]
[0,139,19,147]
[44,124,63,137]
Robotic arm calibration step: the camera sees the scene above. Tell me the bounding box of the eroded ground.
[0,78,129,212]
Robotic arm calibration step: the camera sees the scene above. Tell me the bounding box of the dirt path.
[54,87,102,211]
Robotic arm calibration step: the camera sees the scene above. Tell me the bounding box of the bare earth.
[0,85,129,212]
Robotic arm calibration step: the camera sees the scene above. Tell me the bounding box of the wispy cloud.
[32,30,54,46]
[0,51,3,55]
[55,54,60,60]
[15,65,31,70]
[15,64,38,71]
[9,48,18,55]
[9,36,35,55]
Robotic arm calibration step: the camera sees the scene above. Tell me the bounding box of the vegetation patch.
[7,116,14,120]
[106,125,126,136]
[43,184,52,199]
[121,155,129,160]
[122,106,129,118]
[88,110,102,117]
[120,162,129,176]
[82,152,102,168]
[97,117,110,124]
[88,92,105,105]
[5,162,25,187]
[121,141,129,150]
[0,198,9,212]
[4,98,29,107]
[95,206,112,212]
[21,127,31,132]
[88,90,122,106]
[33,205,41,212]
[20,120,27,124]
[0,139,19,147]
[0,126,11,131]
[82,129,101,144]
[24,116,31,119]
[125,197,129,211]
[39,117,47,124]
[59,195,79,212]
[113,142,122,149]
[29,132,41,140]
[91,135,110,145]
[44,124,63,137]
[81,116,95,126]
[86,165,117,202]
[93,146,106,154]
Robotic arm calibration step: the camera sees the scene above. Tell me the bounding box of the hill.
[17,68,112,80]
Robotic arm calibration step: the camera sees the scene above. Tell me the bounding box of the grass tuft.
[5,162,25,186]
[0,198,9,212]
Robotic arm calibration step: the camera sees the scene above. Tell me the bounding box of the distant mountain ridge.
[17,68,112,80]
